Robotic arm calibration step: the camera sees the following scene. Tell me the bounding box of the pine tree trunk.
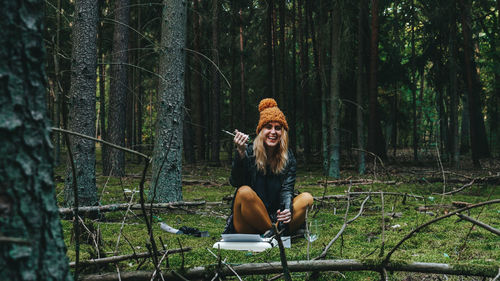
[279,0,286,107]
[328,0,341,179]
[0,1,72,279]
[411,0,418,161]
[239,8,247,129]
[104,0,130,176]
[299,0,311,160]
[449,1,460,166]
[290,0,297,152]
[136,0,143,162]
[53,0,62,165]
[266,0,276,98]
[64,0,98,207]
[356,0,368,174]
[459,0,491,166]
[150,0,186,202]
[192,0,205,161]
[184,9,195,165]
[210,0,221,165]
[367,0,387,160]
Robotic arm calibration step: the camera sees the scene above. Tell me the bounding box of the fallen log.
[59,201,206,215]
[315,179,398,186]
[70,247,191,267]
[314,192,423,201]
[79,259,498,281]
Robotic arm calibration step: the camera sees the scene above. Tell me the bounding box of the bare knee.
[235,186,255,201]
[297,192,314,207]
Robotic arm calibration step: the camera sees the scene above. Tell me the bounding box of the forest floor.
[55,148,500,281]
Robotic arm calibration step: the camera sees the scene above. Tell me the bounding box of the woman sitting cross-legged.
[223,98,314,236]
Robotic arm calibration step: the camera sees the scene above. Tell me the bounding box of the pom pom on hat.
[258,98,278,112]
[256,98,288,134]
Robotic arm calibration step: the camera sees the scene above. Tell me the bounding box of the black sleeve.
[229,146,251,188]
[280,150,296,212]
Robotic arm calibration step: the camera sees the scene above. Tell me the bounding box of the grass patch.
[56,152,500,280]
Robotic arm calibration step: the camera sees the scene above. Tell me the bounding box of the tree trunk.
[266,0,275,98]
[149,0,186,202]
[239,8,247,130]
[184,5,195,165]
[290,0,297,152]
[411,0,418,161]
[299,0,311,160]
[307,0,327,174]
[136,0,143,162]
[64,0,99,207]
[53,0,62,165]
[192,0,205,161]
[328,0,341,179]
[104,0,130,176]
[0,1,72,279]
[356,0,368,174]
[210,0,221,165]
[367,0,386,160]
[449,3,460,167]
[99,0,108,170]
[279,0,286,107]
[459,0,490,165]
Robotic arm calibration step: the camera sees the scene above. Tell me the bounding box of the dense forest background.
[44,0,500,182]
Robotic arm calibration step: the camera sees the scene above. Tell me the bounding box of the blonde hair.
[253,129,289,174]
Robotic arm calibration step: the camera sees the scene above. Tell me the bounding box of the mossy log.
[79,259,499,280]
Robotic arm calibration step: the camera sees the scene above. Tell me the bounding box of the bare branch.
[52,127,150,160]
[69,248,190,267]
[456,213,500,236]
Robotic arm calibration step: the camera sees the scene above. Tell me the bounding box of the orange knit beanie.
[256,98,289,134]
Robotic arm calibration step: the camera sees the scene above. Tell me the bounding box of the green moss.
[451,262,498,277]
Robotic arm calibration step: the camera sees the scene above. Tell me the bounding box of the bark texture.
[64,0,99,207]
[104,0,130,176]
[0,1,72,280]
[150,0,187,202]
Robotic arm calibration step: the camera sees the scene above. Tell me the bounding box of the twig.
[435,144,446,204]
[150,250,169,281]
[438,179,475,196]
[383,199,500,265]
[0,236,31,245]
[114,190,137,255]
[380,267,389,281]
[52,127,150,160]
[206,248,243,281]
[456,213,500,236]
[315,185,371,260]
[273,223,292,281]
[63,124,80,280]
[492,268,500,281]
[305,206,311,260]
[379,191,385,258]
[77,216,100,258]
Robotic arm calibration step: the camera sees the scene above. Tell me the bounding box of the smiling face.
[262,121,282,150]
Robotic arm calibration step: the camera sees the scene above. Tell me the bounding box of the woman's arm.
[279,150,296,213]
[229,132,251,187]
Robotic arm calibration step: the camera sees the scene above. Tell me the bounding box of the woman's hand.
[277,209,291,224]
[233,129,249,158]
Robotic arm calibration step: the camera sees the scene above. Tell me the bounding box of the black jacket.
[224,144,296,233]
